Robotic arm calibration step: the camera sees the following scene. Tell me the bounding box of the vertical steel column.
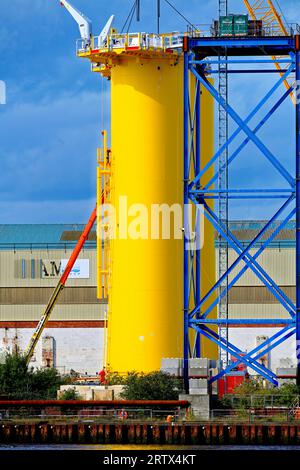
[183,47,190,393]
[157,0,161,35]
[195,80,201,358]
[296,38,300,387]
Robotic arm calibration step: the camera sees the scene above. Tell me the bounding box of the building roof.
[0,220,295,250]
[0,224,96,250]
[216,220,295,249]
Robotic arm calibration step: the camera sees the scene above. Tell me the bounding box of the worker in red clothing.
[99,367,106,385]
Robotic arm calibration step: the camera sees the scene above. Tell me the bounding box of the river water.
[0,444,300,450]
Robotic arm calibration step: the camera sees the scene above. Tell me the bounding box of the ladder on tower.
[244,0,296,105]
[218,0,229,370]
[97,130,111,301]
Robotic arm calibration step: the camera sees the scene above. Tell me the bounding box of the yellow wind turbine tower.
[60,0,217,373]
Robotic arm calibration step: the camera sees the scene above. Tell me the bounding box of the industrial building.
[0,220,295,374]
[0,224,106,374]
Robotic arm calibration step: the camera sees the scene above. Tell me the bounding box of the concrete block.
[189,388,209,395]
[74,386,91,393]
[161,358,182,369]
[86,389,94,400]
[58,385,112,401]
[73,387,91,400]
[188,368,208,377]
[108,385,124,399]
[180,394,210,420]
[188,358,208,368]
[210,369,218,395]
[189,378,208,389]
[90,386,106,391]
[276,368,296,376]
[93,389,113,400]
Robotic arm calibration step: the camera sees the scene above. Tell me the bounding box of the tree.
[30,367,64,399]
[120,371,183,400]
[0,353,30,397]
[0,354,67,400]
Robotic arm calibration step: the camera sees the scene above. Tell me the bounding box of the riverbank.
[0,422,300,445]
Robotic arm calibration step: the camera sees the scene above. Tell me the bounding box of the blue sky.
[0,0,299,223]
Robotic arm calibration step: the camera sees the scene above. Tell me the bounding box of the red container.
[218,374,245,398]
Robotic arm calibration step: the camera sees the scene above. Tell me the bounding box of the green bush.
[218,378,299,409]
[0,353,66,400]
[59,388,82,400]
[120,371,183,400]
[105,370,125,385]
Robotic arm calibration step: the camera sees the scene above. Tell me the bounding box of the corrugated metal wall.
[0,247,295,322]
[216,248,295,320]
[229,286,294,303]
[0,249,102,321]
[0,287,100,304]
[0,250,96,288]
[0,304,106,321]
[228,304,290,320]
[216,248,295,286]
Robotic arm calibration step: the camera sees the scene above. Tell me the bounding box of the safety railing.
[76,22,300,54]
[263,23,300,36]
[76,38,91,54]
[223,394,299,409]
[211,408,297,423]
[289,396,300,419]
[189,22,300,38]
[76,32,184,55]
[2,408,298,423]
[0,408,183,423]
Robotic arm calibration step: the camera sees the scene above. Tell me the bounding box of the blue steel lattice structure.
[183,34,300,392]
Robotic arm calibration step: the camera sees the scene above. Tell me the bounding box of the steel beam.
[183,50,190,393]
[296,47,300,387]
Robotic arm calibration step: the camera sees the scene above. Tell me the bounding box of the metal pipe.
[157,0,160,35]
[192,59,293,64]
[191,319,294,325]
[183,50,189,393]
[209,69,295,74]
[195,80,201,358]
[136,0,140,22]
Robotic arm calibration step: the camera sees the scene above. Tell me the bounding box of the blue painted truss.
[183,35,300,391]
